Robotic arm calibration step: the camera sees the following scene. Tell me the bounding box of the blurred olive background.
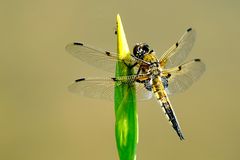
[0,0,240,160]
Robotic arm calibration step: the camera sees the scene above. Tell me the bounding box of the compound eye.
[138,47,143,53]
[133,43,149,59]
[142,45,149,53]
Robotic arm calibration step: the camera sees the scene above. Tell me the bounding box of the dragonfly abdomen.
[152,76,185,140]
[160,100,185,140]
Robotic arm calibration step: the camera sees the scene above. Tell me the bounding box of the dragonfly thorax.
[147,60,161,76]
[149,67,161,78]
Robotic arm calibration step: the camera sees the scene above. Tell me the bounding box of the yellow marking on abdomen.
[152,76,173,122]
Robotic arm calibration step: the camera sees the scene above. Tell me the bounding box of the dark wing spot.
[187,28,192,32]
[105,51,111,56]
[166,73,171,78]
[176,42,179,47]
[75,78,85,82]
[149,50,154,53]
[194,58,201,62]
[178,66,182,71]
[73,42,83,46]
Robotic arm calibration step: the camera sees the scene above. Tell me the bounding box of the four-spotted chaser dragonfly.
[66,28,205,140]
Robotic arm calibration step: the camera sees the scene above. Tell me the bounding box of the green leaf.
[114,14,138,160]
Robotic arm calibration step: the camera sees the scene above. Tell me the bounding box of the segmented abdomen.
[152,76,184,140]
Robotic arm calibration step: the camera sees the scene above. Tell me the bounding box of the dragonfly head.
[133,43,150,59]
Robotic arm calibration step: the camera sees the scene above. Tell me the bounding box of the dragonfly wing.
[135,83,153,101]
[119,74,153,100]
[66,42,120,72]
[159,28,196,69]
[162,59,205,95]
[68,78,116,100]
[69,74,152,101]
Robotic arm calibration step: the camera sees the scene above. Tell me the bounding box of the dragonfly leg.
[136,65,142,75]
[129,62,138,69]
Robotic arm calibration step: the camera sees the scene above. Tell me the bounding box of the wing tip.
[75,78,86,82]
[73,42,83,46]
[65,42,84,52]
[194,58,201,62]
[187,28,192,32]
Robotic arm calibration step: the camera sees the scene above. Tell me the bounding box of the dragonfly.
[66,28,205,140]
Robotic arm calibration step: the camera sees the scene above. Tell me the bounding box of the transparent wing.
[69,78,115,100]
[159,28,196,69]
[66,42,119,72]
[136,83,153,101]
[68,75,152,101]
[162,59,205,95]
